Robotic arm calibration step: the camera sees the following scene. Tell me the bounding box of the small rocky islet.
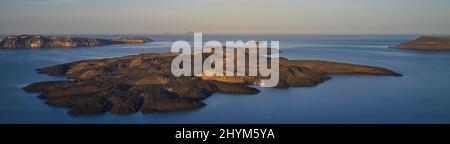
[390,36,450,50]
[22,48,401,116]
[0,35,153,48]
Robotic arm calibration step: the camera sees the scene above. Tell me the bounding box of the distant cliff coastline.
[390,36,450,50]
[0,35,153,48]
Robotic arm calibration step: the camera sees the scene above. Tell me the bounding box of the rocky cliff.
[23,51,401,116]
[390,36,450,50]
[0,35,153,48]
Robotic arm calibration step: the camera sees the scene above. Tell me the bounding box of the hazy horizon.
[1,0,450,35]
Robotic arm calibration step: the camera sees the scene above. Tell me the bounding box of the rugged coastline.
[0,35,153,48]
[23,50,401,116]
[390,36,450,50]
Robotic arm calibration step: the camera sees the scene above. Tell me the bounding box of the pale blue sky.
[1,0,449,34]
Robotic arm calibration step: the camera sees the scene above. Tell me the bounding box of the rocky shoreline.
[23,51,401,116]
[0,35,153,48]
[390,36,450,50]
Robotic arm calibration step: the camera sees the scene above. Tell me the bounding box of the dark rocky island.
[390,36,450,50]
[0,35,153,48]
[23,51,401,116]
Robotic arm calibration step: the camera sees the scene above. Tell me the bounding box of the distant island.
[23,50,401,116]
[0,35,153,48]
[390,36,450,50]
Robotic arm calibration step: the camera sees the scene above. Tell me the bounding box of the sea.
[1,34,450,124]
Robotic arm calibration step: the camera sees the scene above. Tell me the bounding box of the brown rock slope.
[23,52,401,116]
[390,36,450,50]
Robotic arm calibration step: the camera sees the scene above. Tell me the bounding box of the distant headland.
[0,35,153,48]
[390,36,450,50]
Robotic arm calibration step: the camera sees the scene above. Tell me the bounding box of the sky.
[0,0,449,34]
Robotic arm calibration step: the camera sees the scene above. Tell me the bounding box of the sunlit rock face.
[0,35,153,48]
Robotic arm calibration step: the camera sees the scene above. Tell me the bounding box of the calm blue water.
[1,34,450,124]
